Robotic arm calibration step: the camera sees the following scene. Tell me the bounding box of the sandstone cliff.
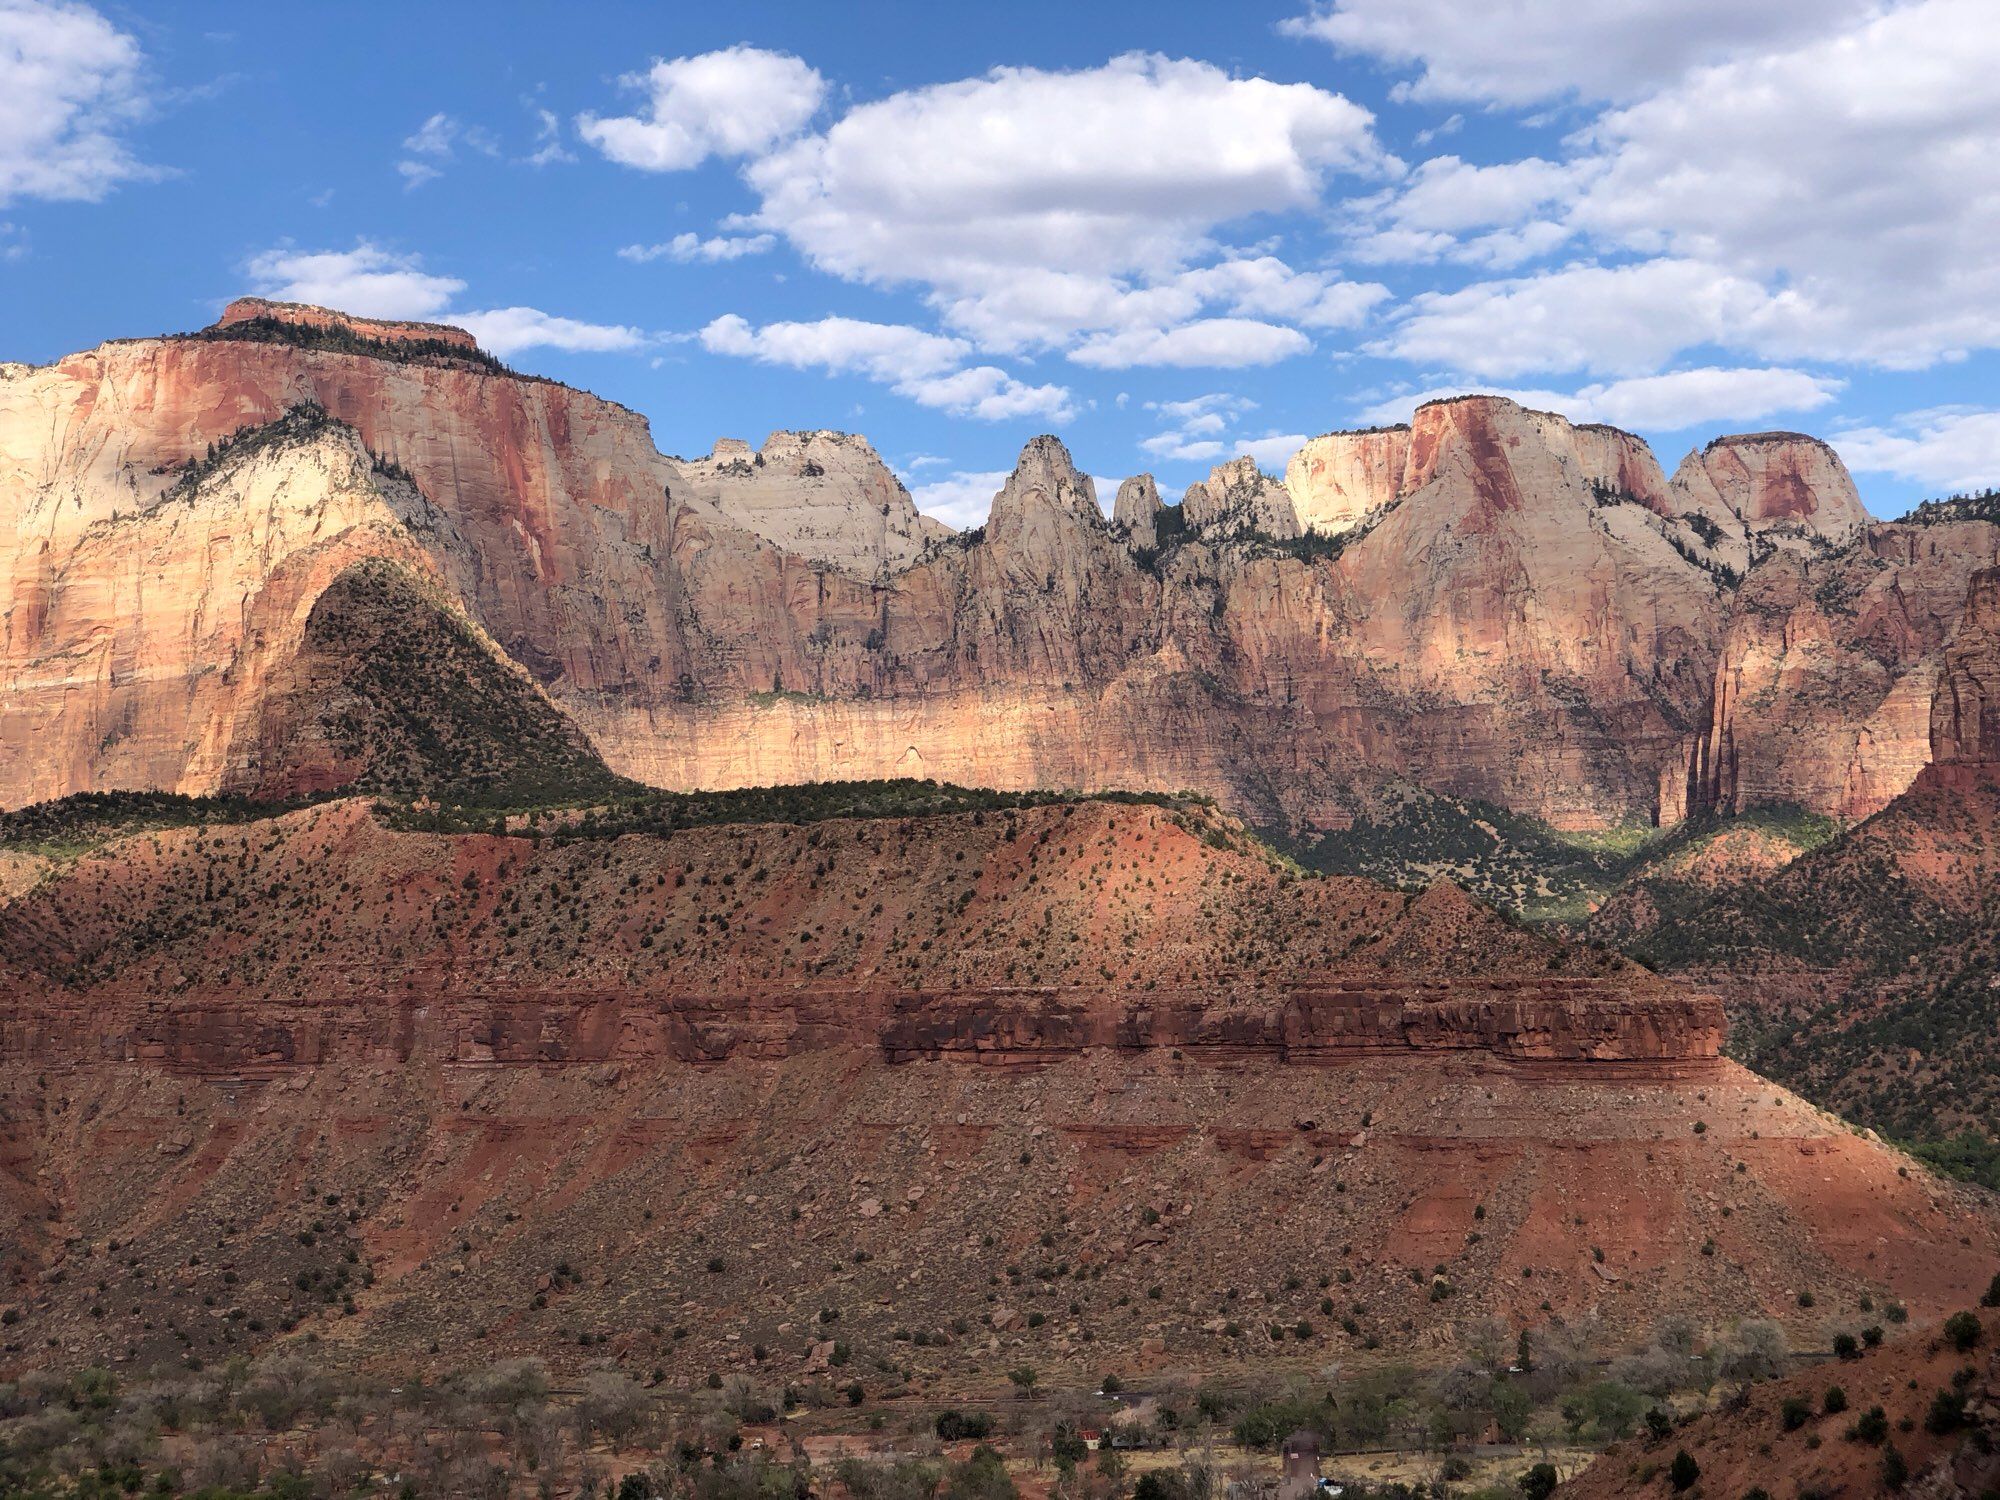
[3,302,1997,838]
[1934,567,2000,765]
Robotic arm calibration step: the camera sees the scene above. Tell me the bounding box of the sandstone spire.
[1112,474,1162,550]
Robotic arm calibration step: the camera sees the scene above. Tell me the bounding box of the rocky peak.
[1933,567,2000,765]
[677,429,947,578]
[988,436,1101,533]
[215,296,481,353]
[1181,456,1300,540]
[1112,474,1163,550]
[1670,431,1866,544]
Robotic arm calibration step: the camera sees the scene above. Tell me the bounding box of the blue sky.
[6,0,2000,525]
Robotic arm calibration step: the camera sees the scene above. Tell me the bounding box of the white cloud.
[620,231,774,264]
[453,306,646,357]
[1835,408,2000,494]
[1347,156,1583,267]
[523,106,572,167]
[1140,394,1304,467]
[1072,318,1312,370]
[247,242,643,359]
[1148,393,1256,425]
[577,46,823,172]
[1172,256,1389,330]
[1281,0,1873,106]
[1355,365,1843,433]
[900,366,1074,424]
[738,54,1388,355]
[1237,432,1312,469]
[396,110,498,189]
[1140,433,1227,462]
[909,470,1007,530]
[0,0,151,207]
[700,313,966,380]
[1372,258,1779,379]
[247,243,464,320]
[699,313,1072,422]
[0,220,26,261]
[1338,0,2000,377]
[1561,0,2000,370]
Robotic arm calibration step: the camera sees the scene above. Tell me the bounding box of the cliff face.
[1672,431,1867,542]
[1180,455,1301,540]
[3,302,1996,836]
[1935,567,2000,765]
[1284,425,1409,535]
[1680,522,2000,820]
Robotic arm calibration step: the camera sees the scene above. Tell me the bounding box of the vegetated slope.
[0,796,1993,1384]
[1566,1308,2000,1498]
[1291,781,1836,927]
[1278,781,1647,922]
[1609,566,2000,1167]
[1620,764,2000,1166]
[249,556,633,805]
[1580,803,1842,946]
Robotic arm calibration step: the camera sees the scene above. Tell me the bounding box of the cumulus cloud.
[734,53,1389,360]
[1280,0,1873,106]
[247,243,464,320]
[1563,0,2000,369]
[619,231,774,264]
[699,313,1073,422]
[1372,259,1779,379]
[1355,366,1843,433]
[700,313,966,380]
[1140,432,1227,463]
[1072,318,1312,370]
[1835,408,2000,494]
[0,0,152,207]
[247,242,643,359]
[1139,394,1302,468]
[453,306,646,357]
[1339,0,2000,379]
[577,46,823,172]
[1347,156,1581,267]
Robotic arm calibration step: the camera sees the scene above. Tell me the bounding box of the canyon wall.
[2,304,1995,832]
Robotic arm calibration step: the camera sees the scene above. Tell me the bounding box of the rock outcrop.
[214,295,481,352]
[1111,473,1162,549]
[1284,425,1409,536]
[1669,431,1868,545]
[1179,455,1301,540]
[675,429,947,578]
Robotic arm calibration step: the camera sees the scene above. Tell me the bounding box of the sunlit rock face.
[4,307,1998,834]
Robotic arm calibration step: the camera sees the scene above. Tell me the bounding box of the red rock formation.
[215,296,480,352]
[1934,567,2000,764]
[1671,431,1867,542]
[0,797,1990,1375]
[1683,523,2000,820]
